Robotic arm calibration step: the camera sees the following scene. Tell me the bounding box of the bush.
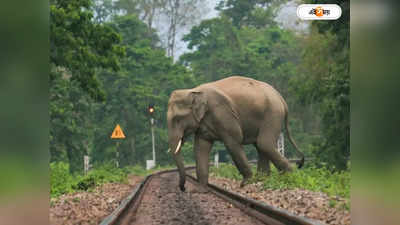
[210,163,242,180]
[50,162,74,197]
[262,166,350,199]
[125,164,149,176]
[50,162,152,198]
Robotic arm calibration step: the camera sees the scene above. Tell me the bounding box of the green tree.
[50,0,124,100]
[216,0,285,28]
[50,0,124,173]
[50,69,96,173]
[290,0,350,170]
[91,15,197,167]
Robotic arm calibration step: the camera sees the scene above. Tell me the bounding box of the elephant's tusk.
[167,148,171,153]
[174,139,182,154]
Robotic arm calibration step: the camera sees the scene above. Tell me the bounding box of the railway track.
[100,167,325,225]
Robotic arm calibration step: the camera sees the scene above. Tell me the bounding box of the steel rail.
[99,167,195,225]
[100,167,326,225]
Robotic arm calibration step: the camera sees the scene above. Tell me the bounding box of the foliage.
[210,163,243,180]
[181,16,299,90]
[216,0,286,28]
[50,0,124,100]
[73,163,128,191]
[90,14,197,168]
[50,162,76,197]
[50,10,198,173]
[289,0,350,170]
[50,162,159,198]
[49,0,124,173]
[259,166,350,199]
[50,74,95,173]
[305,0,350,48]
[210,163,350,199]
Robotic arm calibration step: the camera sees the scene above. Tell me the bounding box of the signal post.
[147,104,156,169]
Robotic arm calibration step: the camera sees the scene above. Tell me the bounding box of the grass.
[50,162,174,198]
[210,163,350,200]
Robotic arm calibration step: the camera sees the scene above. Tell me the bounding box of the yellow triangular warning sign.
[111,124,126,139]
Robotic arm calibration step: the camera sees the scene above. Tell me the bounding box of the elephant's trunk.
[169,137,186,191]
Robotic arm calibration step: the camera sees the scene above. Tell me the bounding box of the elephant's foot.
[256,170,271,177]
[195,183,209,193]
[275,160,294,173]
[239,169,253,188]
[240,177,251,188]
[279,164,294,173]
[179,184,186,192]
[277,168,293,176]
[253,172,268,183]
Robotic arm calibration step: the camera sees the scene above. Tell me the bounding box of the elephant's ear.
[191,91,208,123]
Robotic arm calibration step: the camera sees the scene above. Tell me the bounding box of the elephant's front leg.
[223,137,253,187]
[194,135,213,185]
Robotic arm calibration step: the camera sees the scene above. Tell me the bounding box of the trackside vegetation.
[210,163,350,200]
[50,162,174,198]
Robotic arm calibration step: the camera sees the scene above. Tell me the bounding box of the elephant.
[167,76,304,191]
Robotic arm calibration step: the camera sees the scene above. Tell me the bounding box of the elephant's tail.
[284,111,305,168]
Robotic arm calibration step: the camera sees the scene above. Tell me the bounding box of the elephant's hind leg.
[254,144,271,176]
[256,126,292,173]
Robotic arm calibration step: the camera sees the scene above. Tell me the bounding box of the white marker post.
[277,132,284,156]
[146,160,155,170]
[116,141,120,168]
[84,155,90,175]
[214,151,219,168]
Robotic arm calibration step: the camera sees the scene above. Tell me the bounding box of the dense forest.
[50,0,349,174]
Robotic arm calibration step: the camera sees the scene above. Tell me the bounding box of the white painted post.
[214,151,219,168]
[115,141,121,168]
[84,155,89,175]
[277,132,284,156]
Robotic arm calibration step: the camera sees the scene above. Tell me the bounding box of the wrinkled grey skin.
[167,76,304,191]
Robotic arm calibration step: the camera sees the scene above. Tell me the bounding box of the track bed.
[119,172,265,225]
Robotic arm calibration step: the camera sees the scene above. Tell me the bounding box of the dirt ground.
[208,176,350,225]
[49,175,143,225]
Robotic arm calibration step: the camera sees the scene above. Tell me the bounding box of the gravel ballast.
[49,175,142,225]
[209,176,350,225]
